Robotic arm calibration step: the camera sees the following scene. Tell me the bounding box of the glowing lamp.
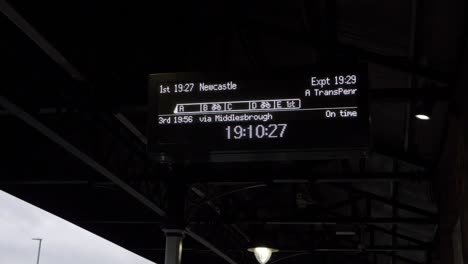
[248,247,279,264]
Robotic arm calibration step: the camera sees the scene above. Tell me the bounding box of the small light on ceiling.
[415,114,431,120]
[415,100,432,121]
[248,247,279,264]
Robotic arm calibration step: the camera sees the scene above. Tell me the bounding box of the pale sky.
[0,190,155,264]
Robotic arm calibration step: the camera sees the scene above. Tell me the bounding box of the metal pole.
[32,238,42,264]
[163,230,185,264]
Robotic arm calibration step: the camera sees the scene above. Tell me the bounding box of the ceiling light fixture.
[415,100,432,121]
[415,114,430,120]
[248,247,279,264]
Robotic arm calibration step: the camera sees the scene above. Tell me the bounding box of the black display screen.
[148,66,369,158]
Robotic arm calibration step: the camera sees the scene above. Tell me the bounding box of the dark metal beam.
[0,180,93,185]
[74,217,437,225]
[76,216,436,226]
[132,245,427,253]
[0,171,427,187]
[314,245,426,252]
[0,108,68,116]
[114,113,148,145]
[329,184,437,218]
[194,172,428,185]
[194,217,436,225]
[79,220,161,225]
[0,96,167,217]
[185,229,238,264]
[0,0,86,81]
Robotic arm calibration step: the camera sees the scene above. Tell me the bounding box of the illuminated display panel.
[148,66,369,158]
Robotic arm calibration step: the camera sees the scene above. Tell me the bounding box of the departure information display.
[148,67,369,157]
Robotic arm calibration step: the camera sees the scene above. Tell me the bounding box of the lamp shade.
[248,247,279,264]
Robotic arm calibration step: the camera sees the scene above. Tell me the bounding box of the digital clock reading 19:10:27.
[226,124,288,140]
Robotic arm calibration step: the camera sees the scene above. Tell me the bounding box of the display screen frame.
[148,65,370,162]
